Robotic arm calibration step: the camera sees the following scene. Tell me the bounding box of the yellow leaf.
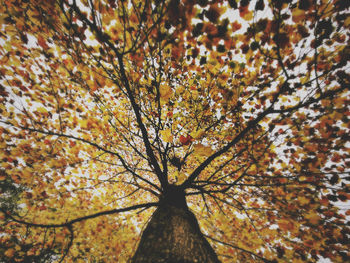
[305,212,319,224]
[345,16,350,27]
[22,167,33,178]
[190,129,205,139]
[298,196,309,205]
[160,129,173,143]
[79,119,88,129]
[174,170,187,184]
[242,10,253,21]
[292,8,305,23]
[159,85,173,101]
[37,107,48,114]
[293,259,305,263]
[247,164,257,175]
[71,247,79,257]
[5,248,15,258]
[194,144,214,156]
[299,176,307,181]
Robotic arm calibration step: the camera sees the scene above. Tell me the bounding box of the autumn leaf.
[298,196,309,206]
[179,135,192,146]
[190,129,205,140]
[305,212,320,225]
[239,5,253,21]
[292,8,306,23]
[160,129,173,143]
[4,248,15,258]
[193,143,214,156]
[37,35,49,49]
[231,21,242,32]
[36,107,48,114]
[159,84,173,101]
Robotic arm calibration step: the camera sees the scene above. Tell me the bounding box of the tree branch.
[0,121,161,191]
[1,202,158,228]
[182,81,347,188]
[204,234,273,263]
[116,54,167,187]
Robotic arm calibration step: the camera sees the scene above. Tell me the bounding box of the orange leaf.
[232,21,242,32]
[37,35,49,49]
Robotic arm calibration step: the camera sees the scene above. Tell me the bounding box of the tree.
[0,0,349,262]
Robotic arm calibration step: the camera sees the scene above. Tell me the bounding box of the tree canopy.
[0,0,349,262]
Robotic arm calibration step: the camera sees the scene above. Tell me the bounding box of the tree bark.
[131,185,221,263]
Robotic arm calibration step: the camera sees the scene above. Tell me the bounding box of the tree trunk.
[131,185,221,263]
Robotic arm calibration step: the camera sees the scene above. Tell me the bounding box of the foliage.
[0,0,349,262]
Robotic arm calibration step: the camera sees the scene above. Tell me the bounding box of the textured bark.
[131,185,221,263]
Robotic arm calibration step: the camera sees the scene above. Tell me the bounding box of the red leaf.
[179,135,192,145]
[232,21,242,32]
